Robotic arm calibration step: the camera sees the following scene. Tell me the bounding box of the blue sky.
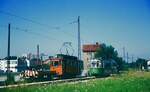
[0,0,150,61]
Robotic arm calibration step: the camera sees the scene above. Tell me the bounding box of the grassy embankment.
[1,70,150,92]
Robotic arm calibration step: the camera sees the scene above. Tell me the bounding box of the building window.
[87,58,89,61]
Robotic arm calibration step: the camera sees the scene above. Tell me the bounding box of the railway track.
[0,77,95,89]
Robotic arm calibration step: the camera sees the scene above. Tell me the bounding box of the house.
[0,56,18,72]
[82,42,100,70]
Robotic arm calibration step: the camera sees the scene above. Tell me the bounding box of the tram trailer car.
[88,59,118,77]
[88,59,104,77]
[50,54,83,79]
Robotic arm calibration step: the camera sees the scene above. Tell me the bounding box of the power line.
[0,24,90,51]
[0,10,90,42]
[0,10,91,43]
[67,19,90,42]
[0,10,92,56]
[0,25,62,57]
[0,10,59,29]
[0,25,62,42]
[0,11,75,41]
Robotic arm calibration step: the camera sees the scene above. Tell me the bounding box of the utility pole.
[7,23,10,72]
[78,16,81,60]
[37,44,40,65]
[132,55,134,63]
[123,47,125,62]
[131,55,134,68]
[126,52,129,63]
[7,23,11,84]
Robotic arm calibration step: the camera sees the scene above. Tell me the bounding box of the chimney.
[96,42,99,45]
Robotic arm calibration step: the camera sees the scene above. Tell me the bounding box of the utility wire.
[0,10,59,29]
[68,20,91,44]
[0,25,62,42]
[0,10,77,39]
[0,10,90,44]
[0,25,60,55]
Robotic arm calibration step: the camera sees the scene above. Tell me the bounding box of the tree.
[136,58,147,70]
[114,57,125,70]
[95,43,124,71]
[95,43,118,60]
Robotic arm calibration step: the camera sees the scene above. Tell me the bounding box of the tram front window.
[91,63,97,68]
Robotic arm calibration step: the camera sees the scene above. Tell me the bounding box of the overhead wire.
[0,25,62,42]
[0,25,61,55]
[0,10,76,39]
[0,10,91,45]
[0,10,60,29]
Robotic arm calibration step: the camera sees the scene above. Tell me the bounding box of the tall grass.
[1,71,150,92]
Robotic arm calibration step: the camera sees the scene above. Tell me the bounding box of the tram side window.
[97,62,99,68]
[54,61,59,67]
[97,62,102,68]
[59,61,62,65]
[10,60,17,64]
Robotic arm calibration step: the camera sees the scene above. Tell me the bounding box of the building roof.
[43,58,62,64]
[82,43,100,52]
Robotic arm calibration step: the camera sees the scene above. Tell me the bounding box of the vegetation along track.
[0,77,95,89]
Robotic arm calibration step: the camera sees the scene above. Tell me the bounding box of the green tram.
[88,59,104,76]
[88,59,118,77]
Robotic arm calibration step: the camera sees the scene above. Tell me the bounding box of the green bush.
[5,73,15,85]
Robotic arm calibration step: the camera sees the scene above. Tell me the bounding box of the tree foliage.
[136,58,147,70]
[95,43,124,71]
[95,43,118,60]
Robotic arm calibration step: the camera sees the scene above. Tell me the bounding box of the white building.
[82,42,100,70]
[147,60,150,70]
[0,56,18,72]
